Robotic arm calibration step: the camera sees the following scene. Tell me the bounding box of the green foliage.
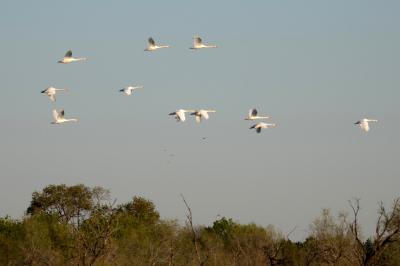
[208,217,236,244]
[27,184,94,224]
[117,196,160,224]
[0,217,24,265]
[1,184,400,265]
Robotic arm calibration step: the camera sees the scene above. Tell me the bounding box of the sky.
[0,0,399,241]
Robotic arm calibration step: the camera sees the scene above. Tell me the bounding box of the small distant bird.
[41,86,68,102]
[119,85,144,96]
[354,118,378,132]
[58,50,87,64]
[51,109,78,124]
[169,109,195,122]
[245,108,270,120]
[190,109,216,123]
[144,37,170,51]
[249,122,276,133]
[190,36,217,49]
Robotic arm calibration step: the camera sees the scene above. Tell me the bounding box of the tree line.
[1,184,399,265]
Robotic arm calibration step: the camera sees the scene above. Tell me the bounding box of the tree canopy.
[1,184,399,265]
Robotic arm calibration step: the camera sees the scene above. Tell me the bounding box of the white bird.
[119,85,144,96]
[169,109,195,122]
[58,50,87,64]
[144,37,170,51]
[245,108,270,120]
[249,122,276,133]
[190,109,216,123]
[51,109,78,124]
[190,36,217,49]
[41,86,68,102]
[354,118,378,132]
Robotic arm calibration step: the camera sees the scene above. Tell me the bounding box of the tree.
[349,198,400,265]
[26,184,109,226]
[309,208,356,265]
[72,206,118,266]
[117,196,160,224]
[0,217,24,265]
[210,217,236,245]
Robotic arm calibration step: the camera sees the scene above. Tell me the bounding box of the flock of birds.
[41,36,378,133]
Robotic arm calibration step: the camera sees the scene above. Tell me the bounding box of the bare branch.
[180,194,202,265]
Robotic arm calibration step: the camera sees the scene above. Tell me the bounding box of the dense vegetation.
[0,184,399,265]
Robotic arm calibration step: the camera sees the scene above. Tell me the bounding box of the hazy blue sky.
[0,0,399,240]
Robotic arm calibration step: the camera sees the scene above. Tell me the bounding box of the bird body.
[249,122,276,133]
[119,85,144,96]
[145,37,170,51]
[169,109,195,122]
[41,87,68,102]
[245,108,270,120]
[355,118,378,132]
[51,109,78,124]
[190,36,217,49]
[58,50,87,64]
[190,109,216,123]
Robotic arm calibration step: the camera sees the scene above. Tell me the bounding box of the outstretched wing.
[201,111,209,120]
[65,50,72,58]
[194,36,202,45]
[49,94,56,102]
[177,111,186,122]
[148,37,155,46]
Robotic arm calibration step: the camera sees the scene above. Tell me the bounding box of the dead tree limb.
[180,194,202,265]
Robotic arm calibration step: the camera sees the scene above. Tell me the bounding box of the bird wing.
[65,50,72,58]
[177,111,186,122]
[201,111,210,120]
[52,109,59,121]
[361,121,370,132]
[148,37,155,46]
[49,94,56,102]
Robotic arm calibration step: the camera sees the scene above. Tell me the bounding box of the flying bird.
[190,36,218,49]
[354,118,378,132]
[245,108,270,120]
[58,50,87,64]
[169,109,195,122]
[144,37,170,51]
[190,109,216,123]
[41,86,68,102]
[249,122,276,133]
[119,85,144,96]
[51,109,78,124]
